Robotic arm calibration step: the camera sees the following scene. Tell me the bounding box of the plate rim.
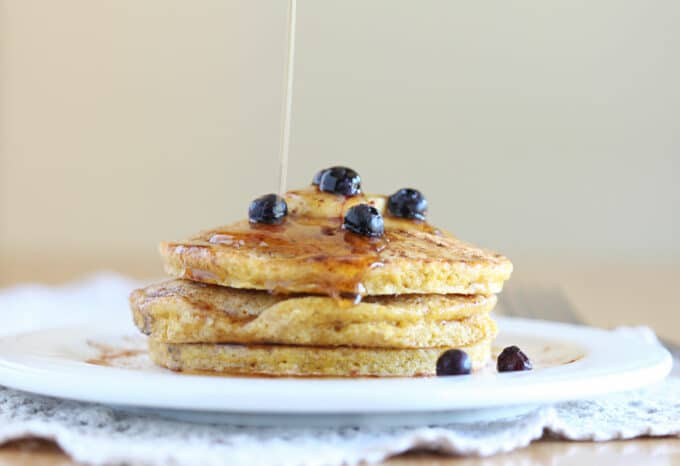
[0,317,672,414]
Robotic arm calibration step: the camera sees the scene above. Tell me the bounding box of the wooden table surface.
[0,258,679,465]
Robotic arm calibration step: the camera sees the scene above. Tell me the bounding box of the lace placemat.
[0,274,678,466]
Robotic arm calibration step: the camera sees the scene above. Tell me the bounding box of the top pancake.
[160,188,512,297]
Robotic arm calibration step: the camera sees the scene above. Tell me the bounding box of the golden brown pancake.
[160,188,512,297]
[131,280,497,347]
[148,336,493,377]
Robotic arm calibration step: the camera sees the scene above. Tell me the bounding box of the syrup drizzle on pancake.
[203,216,387,302]
[180,190,442,303]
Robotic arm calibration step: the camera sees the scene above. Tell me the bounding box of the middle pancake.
[131,280,497,348]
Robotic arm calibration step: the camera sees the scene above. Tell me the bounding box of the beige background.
[1,0,678,282]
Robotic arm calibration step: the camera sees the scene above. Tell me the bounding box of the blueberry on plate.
[387,188,427,221]
[317,166,361,196]
[343,204,384,237]
[436,349,471,376]
[497,346,532,372]
[248,194,288,225]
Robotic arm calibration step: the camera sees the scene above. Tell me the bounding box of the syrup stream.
[278,0,297,195]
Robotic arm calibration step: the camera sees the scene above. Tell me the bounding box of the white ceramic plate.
[0,316,671,426]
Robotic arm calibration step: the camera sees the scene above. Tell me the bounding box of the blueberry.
[312,169,325,185]
[248,194,288,224]
[497,346,532,372]
[436,349,471,376]
[343,204,384,237]
[387,188,427,221]
[317,166,361,196]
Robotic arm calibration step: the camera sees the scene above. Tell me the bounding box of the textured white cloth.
[0,274,678,466]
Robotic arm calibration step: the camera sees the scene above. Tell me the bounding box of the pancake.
[131,280,497,347]
[160,188,512,297]
[148,337,493,377]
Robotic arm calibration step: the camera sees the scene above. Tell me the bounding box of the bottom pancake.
[148,337,492,377]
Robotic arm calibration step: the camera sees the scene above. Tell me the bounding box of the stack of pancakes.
[130,188,512,377]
